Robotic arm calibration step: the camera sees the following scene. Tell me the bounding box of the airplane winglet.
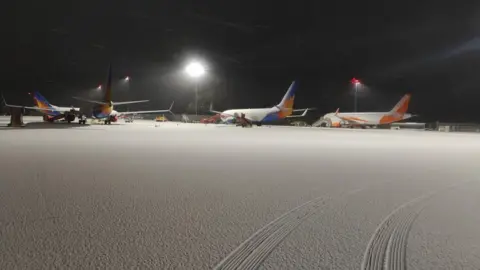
[209,102,223,114]
[168,101,175,115]
[1,93,7,106]
[335,108,340,115]
[300,108,309,117]
[293,107,316,112]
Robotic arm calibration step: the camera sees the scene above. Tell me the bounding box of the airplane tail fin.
[277,81,297,111]
[30,92,53,109]
[390,94,411,115]
[104,64,113,102]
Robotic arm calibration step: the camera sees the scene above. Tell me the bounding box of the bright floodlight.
[185,62,205,78]
[97,85,102,90]
[124,76,130,81]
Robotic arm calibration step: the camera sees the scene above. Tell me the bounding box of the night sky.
[7,1,480,121]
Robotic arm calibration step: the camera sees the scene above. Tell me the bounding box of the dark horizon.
[6,1,480,122]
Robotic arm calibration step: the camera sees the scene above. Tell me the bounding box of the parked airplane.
[210,81,310,127]
[2,92,86,124]
[319,94,412,128]
[73,65,173,124]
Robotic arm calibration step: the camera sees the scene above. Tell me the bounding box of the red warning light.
[350,78,361,85]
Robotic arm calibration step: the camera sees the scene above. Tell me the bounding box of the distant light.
[185,62,206,78]
[351,78,361,86]
[97,85,102,90]
[124,76,130,81]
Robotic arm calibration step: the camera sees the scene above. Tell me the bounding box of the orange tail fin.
[390,94,411,115]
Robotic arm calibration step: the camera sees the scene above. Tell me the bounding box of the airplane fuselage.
[36,104,79,116]
[92,103,118,121]
[37,105,80,122]
[323,112,412,127]
[220,106,291,124]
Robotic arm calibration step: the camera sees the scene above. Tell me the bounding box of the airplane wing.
[73,96,150,106]
[113,100,149,105]
[286,108,315,118]
[72,96,108,105]
[4,104,57,111]
[1,95,57,112]
[117,101,174,116]
[211,109,223,114]
[209,103,223,114]
[292,108,315,112]
[118,110,171,115]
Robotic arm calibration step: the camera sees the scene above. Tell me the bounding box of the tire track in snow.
[384,209,422,270]
[362,181,469,270]
[214,188,365,270]
[361,193,431,270]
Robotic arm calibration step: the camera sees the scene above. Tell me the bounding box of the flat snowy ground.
[1,117,479,269]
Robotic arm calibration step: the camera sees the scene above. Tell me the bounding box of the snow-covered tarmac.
[1,117,479,269]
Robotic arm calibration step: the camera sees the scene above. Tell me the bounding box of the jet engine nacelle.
[65,114,76,122]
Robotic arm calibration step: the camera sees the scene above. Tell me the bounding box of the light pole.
[194,80,198,115]
[351,78,361,112]
[122,76,130,95]
[185,62,205,115]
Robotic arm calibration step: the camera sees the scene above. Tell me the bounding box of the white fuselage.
[220,107,279,123]
[40,105,80,116]
[323,112,412,127]
[54,106,80,112]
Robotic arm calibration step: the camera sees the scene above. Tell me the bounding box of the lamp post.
[185,62,206,115]
[351,78,361,112]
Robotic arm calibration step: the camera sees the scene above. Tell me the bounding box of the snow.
[0,116,479,269]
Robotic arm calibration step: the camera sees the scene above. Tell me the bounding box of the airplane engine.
[43,115,54,122]
[317,117,332,127]
[65,114,76,123]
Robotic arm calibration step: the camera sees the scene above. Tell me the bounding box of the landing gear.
[65,114,76,124]
[256,122,262,127]
[240,123,253,128]
[104,120,111,125]
[237,113,253,128]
